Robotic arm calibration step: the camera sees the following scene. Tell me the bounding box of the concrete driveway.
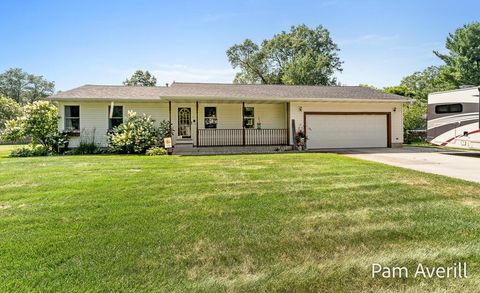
[335,147,480,183]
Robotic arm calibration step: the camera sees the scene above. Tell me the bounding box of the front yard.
[1,145,480,291]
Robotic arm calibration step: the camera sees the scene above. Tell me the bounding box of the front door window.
[178,107,191,138]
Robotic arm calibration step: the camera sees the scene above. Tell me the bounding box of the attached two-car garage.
[304,112,391,149]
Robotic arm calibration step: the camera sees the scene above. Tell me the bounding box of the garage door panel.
[306,114,387,149]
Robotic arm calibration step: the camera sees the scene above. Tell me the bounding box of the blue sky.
[1,0,479,91]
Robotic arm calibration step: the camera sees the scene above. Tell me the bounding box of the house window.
[64,105,80,131]
[204,107,217,128]
[243,107,255,128]
[108,105,123,129]
[435,103,463,114]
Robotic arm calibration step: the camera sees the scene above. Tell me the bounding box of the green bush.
[1,101,59,148]
[75,141,98,155]
[10,145,50,157]
[46,132,70,154]
[158,120,174,147]
[107,111,159,154]
[146,146,168,156]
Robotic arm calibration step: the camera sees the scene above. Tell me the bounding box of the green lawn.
[1,145,480,291]
[0,144,20,157]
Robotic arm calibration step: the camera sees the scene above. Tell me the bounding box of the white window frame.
[108,105,124,130]
[64,105,80,132]
[204,106,217,129]
[243,107,255,129]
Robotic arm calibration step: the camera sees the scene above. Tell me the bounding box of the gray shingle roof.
[49,82,408,102]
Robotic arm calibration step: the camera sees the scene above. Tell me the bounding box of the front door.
[178,107,191,138]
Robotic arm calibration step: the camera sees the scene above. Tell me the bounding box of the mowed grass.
[1,145,480,291]
[0,144,20,157]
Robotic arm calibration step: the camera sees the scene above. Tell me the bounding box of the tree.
[359,84,380,90]
[399,66,455,102]
[434,22,480,86]
[403,102,427,132]
[0,96,21,129]
[1,101,59,147]
[226,24,343,85]
[383,86,414,97]
[123,70,157,86]
[0,68,55,104]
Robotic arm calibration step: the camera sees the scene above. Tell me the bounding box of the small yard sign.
[164,137,172,149]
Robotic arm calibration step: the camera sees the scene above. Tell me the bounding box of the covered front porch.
[167,99,290,148]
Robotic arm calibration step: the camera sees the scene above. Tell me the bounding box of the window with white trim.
[204,107,217,128]
[64,105,80,131]
[243,107,254,128]
[108,105,123,129]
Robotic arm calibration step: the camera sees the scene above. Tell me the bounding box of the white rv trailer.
[427,86,480,149]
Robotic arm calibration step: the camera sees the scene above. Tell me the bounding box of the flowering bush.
[1,101,61,151]
[107,111,159,153]
[10,145,51,157]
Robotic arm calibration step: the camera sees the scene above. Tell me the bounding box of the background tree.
[123,70,157,86]
[0,68,55,104]
[434,22,480,86]
[226,24,343,85]
[0,96,21,129]
[399,66,455,102]
[383,86,414,97]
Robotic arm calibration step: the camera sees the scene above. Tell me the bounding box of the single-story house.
[48,82,408,150]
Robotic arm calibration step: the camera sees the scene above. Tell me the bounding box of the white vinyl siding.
[58,101,169,147]
[197,103,287,130]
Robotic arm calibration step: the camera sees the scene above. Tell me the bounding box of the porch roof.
[49,82,410,102]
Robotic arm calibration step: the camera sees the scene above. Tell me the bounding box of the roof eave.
[162,96,410,103]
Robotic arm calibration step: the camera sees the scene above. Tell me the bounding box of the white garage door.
[306,114,388,149]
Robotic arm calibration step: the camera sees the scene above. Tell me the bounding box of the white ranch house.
[49,82,408,150]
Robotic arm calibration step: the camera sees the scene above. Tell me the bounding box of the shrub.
[46,132,70,154]
[1,101,60,150]
[75,141,98,155]
[10,145,50,157]
[158,120,174,147]
[146,146,168,156]
[107,111,159,154]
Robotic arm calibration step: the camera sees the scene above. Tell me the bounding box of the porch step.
[172,140,194,154]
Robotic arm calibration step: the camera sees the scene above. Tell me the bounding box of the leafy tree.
[359,84,380,90]
[383,86,414,97]
[226,24,343,85]
[399,66,455,102]
[434,22,480,86]
[403,102,427,131]
[1,101,59,147]
[123,70,157,86]
[0,96,21,128]
[0,68,55,104]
